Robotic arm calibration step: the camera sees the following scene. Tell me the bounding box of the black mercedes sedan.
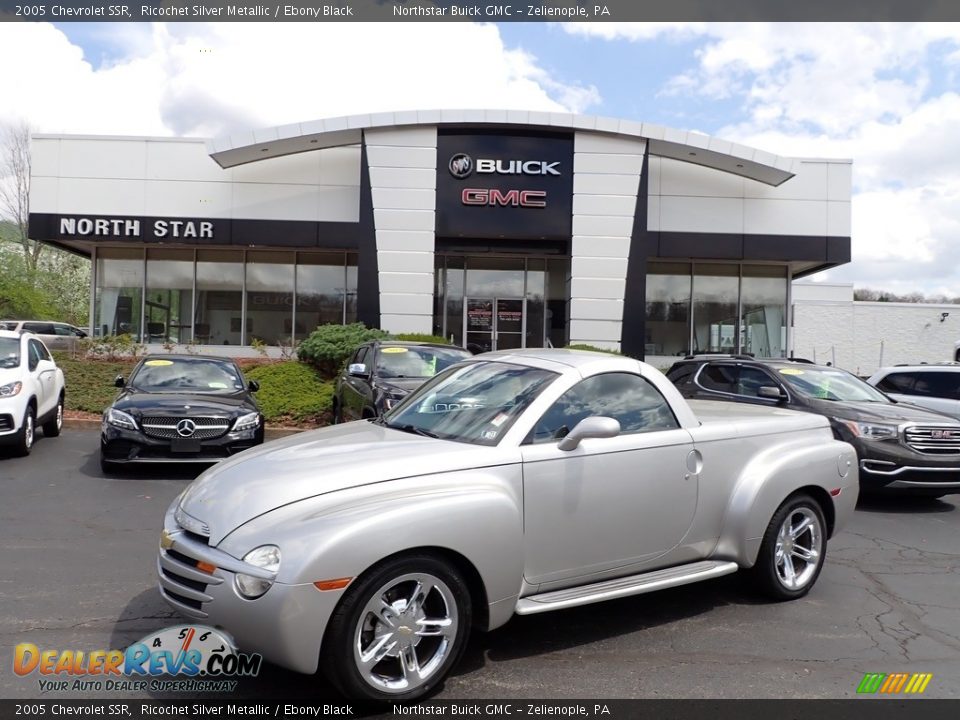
[100,355,264,472]
[667,355,960,497]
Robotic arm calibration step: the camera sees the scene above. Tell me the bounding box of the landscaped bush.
[77,334,145,360]
[53,351,136,414]
[565,343,623,355]
[389,333,452,344]
[244,362,334,424]
[296,323,389,377]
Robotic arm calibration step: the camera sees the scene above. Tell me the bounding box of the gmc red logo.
[461,188,547,208]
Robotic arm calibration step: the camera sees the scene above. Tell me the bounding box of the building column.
[569,133,646,351]
[365,126,438,335]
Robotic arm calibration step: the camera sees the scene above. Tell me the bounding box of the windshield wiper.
[385,423,439,439]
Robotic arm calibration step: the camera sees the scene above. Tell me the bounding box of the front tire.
[751,493,827,601]
[13,406,35,456]
[42,396,64,437]
[321,554,472,701]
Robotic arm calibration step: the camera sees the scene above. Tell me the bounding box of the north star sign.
[59,216,214,239]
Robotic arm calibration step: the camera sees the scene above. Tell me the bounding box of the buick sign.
[449,153,561,178]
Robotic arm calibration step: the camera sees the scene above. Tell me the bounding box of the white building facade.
[28,110,852,360]
[792,282,960,375]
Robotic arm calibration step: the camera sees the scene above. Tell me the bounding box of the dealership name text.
[60,217,213,239]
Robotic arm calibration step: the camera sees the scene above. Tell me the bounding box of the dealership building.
[28,110,852,363]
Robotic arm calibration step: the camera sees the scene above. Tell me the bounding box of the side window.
[913,372,960,399]
[354,347,369,368]
[735,367,779,398]
[530,372,679,444]
[54,325,73,336]
[37,342,51,361]
[697,364,738,394]
[876,372,917,395]
[666,364,697,388]
[27,341,42,371]
[24,322,54,334]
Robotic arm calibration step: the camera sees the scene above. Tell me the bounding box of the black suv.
[667,355,960,497]
[333,341,472,423]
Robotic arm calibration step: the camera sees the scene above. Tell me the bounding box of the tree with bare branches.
[0,120,44,272]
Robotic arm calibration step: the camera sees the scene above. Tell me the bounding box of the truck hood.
[806,398,959,424]
[177,420,514,545]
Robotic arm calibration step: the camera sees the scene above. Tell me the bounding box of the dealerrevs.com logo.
[14,625,262,693]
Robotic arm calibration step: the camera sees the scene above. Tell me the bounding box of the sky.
[3,21,960,295]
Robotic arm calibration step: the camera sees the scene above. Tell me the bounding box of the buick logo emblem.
[176,419,197,437]
[449,153,473,179]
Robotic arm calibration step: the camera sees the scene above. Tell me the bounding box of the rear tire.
[751,493,827,601]
[42,396,64,437]
[332,398,343,424]
[321,554,472,701]
[13,406,35,457]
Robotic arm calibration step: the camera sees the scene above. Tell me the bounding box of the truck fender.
[219,470,524,630]
[714,437,855,567]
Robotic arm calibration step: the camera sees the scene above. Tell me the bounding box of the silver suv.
[0,321,87,351]
[868,364,960,421]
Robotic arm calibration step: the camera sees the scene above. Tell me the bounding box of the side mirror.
[248,380,260,392]
[348,363,369,378]
[758,386,785,400]
[558,416,621,451]
[114,375,125,388]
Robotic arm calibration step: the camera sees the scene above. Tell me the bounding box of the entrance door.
[465,298,525,353]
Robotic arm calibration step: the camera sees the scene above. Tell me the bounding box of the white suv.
[0,330,66,455]
[868,364,960,421]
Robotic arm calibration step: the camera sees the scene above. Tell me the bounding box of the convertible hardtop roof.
[480,347,644,372]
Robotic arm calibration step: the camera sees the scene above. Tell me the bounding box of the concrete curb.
[63,417,308,439]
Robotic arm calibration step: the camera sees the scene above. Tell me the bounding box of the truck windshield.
[776,366,889,403]
[384,361,557,446]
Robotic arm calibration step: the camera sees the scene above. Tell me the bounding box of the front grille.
[0,414,13,431]
[141,416,230,440]
[157,524,222,618]
[905,425,960,454]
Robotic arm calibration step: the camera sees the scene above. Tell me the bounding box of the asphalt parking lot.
[2,430,960,700]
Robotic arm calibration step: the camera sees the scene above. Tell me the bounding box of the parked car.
[0,320,87,351]
[667,355,960,497]
[0,329,65,455]
[333,341,472,422]
[158,349,857,701]
[868,364,960,420]
[100,355,263,472]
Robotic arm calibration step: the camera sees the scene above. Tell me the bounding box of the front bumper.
[0,395,28,442]
[157,505,343,674]
[101,423,263,464]
[858,459,960,492]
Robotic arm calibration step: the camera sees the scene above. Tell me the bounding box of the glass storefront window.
[95,248,144,340]
[741,265,787,357]
[442,257,465,347]
[247,251,294,346]
[692,264,739,354]
[296,253,352,340]
[525,258,545,349]
[195,250,243,346]
[645,262,691,357]
[145,249,193,344]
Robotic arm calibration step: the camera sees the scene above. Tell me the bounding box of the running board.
[515,560,739,615]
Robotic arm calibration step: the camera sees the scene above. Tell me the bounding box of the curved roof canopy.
[208,110,801,187]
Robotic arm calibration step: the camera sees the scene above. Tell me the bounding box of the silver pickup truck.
[157,349,858,700]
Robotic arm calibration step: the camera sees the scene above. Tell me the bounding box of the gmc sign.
[461,188,547,208]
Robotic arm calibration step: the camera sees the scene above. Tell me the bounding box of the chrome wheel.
[56,402,63,431]
[353,572,459,694]
[24,413,34,449]
[774,506,822,590]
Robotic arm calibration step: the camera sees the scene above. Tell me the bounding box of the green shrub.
[77,334,145,360]
[296,323,389,377]
[244,362,335,424]
[565,343,623,355]
[53,352,136,414]
[389,333,451,344]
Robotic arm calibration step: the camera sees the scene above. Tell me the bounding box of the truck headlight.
[105,407,137,430]
[233,411,260,432]
[0,381,22,397]
[235,545,281,599]
[841,419,898,440]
